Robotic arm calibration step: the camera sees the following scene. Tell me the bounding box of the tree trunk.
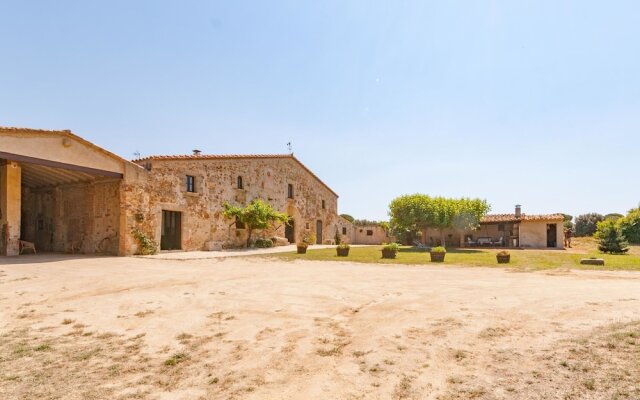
[439,229,446,248]
[246,228,253,248]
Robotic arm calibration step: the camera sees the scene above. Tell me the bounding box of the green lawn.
[270,245,640,271]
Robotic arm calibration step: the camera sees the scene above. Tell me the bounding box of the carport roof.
[0,126,135,166]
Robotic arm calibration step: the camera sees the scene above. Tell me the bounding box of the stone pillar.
[1,161,22,256]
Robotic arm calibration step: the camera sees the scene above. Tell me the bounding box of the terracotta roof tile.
[133,154,292,162]
[481,213,565,223]
[133,154,338,197]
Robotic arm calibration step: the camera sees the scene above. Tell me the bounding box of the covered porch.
[1,128,127,256]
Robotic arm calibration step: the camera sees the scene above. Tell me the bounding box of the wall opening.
[161,210,182,250]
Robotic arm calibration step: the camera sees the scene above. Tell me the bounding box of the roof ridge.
[133,153,293,162]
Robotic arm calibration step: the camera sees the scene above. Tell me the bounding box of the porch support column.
[1,161,22,256]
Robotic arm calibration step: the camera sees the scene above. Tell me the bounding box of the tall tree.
[223,199,289,247]
[575,213,604,236]
[389,194,490,247]
[619,207,640,244]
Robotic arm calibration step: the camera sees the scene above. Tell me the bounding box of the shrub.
[575,213,604,237]
[594,220,629,254]
[334,232,342,245]
[303,233,316,245]
[497,250,510,256]
[383,242,400,251]
[254,238,273,248]
[131,228,158,255]
[296,242,309,248]
[619,208,640,244]
[431,246,446,253]
[337,243,350,249]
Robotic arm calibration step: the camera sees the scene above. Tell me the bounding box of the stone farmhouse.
[0,127,345,256]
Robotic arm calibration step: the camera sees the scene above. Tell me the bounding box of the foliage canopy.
[575,213,604,237]
[388,194,490,246]
[223,199,289,247]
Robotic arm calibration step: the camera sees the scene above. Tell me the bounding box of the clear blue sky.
[2,1,639,220]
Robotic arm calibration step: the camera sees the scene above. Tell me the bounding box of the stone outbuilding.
[421,205,565,249]
[1,127,346,256]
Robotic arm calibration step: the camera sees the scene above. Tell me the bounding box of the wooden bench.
[19,240,36,254]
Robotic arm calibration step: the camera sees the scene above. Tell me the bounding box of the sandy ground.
[1,255,640,400]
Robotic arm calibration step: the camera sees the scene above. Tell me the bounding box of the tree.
[388,194,490,247]
[619,207,640,244]
[594,219,629,254]
[340,214,355,223]
[223,199,289,247]
[574,213,604,237]
[562,214,574,230]
[604,213,624,221]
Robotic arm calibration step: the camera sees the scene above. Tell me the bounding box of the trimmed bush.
[254,238,274,248]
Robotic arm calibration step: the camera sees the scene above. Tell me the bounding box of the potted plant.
[496,250,510,264]
[297,242,308,254]
[336,243,350,257]
[303,233,317,246]
[430,246,446,262]
[381,242,400,259]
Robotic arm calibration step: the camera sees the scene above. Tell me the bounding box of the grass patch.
[269,242,640,271]
[164,352,189,366]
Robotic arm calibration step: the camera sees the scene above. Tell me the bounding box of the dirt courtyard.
[1,255,640,400]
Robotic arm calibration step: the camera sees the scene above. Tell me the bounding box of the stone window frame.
[237,176,244,190]
[342,227,347,235]
[321,199,325,209]
[287,183,294,199]
[366,229,374,236]
[186,175,196,193]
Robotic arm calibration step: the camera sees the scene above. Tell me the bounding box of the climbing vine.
[131,228,158,255]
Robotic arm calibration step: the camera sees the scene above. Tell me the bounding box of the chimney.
[192,149,202,156]
[515,204,522,218]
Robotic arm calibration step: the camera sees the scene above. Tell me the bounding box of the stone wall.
[20,180,121,254]
[353,225,394,245]
[121,156,341,254]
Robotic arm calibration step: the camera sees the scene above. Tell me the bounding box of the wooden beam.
[0,151,123,178]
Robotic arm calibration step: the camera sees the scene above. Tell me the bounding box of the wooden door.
[161,210,182,250]
[316,220,323,244]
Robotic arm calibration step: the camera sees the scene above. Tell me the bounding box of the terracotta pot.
[496,254,510,264]
[336,248,350,257]
[430,252,446,262]
[297,246,307,254]
[381,249,397,259]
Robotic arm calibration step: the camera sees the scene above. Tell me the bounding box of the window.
[235,216,245,229]
[366,230,374,236]
[186,175,195,192]
[321,200,325,209]
[342,227,347,235]
[287,184,294,199]
[237,176,243,189]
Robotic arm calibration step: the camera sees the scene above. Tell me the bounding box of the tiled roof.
[133,154,339,197]
[134,154,292,162]
[481,213,565,223]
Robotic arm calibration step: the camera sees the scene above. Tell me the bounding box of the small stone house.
[0,126,345,256]
[421,205,565,249]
